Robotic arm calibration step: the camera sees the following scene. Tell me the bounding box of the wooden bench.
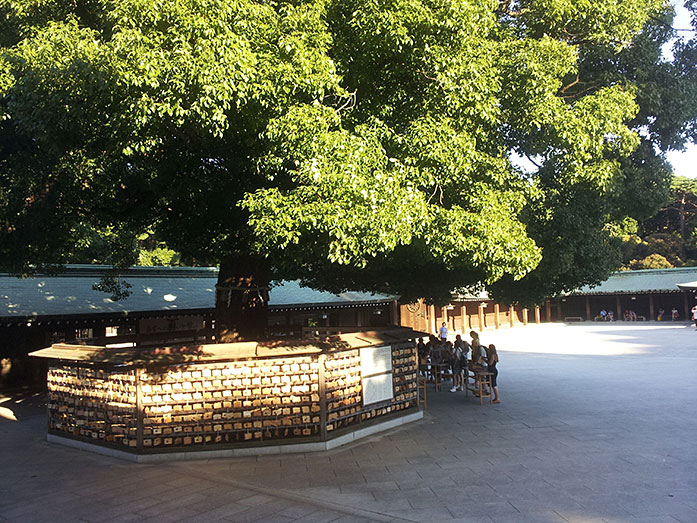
[564,316,583,322]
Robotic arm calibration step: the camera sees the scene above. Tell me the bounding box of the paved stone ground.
[2,322,697,523]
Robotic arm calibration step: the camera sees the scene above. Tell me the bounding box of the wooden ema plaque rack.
[31,328,422,454]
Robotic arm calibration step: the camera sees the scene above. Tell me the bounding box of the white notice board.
[360,346,394,405]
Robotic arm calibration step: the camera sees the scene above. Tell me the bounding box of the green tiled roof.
[0,265,395,320]
[573,267,697,295]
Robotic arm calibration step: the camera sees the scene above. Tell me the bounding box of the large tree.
[0,0,692,338]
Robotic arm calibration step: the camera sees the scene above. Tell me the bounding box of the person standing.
[692,305,697,329]
[487,344,501,404]
[450,334,469,392]
[439,321,448,342]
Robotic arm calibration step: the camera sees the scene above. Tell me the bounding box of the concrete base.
[47,410,424,463]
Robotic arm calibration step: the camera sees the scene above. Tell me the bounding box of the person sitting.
[600,309,607,321]
[672,308,680,321]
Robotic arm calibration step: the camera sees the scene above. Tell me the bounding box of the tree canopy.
[618,175,697,269]
[1,0,695,312]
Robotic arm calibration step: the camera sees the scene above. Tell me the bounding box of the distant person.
[607,311,614,321]
[600,309,607,321]
[671,308,680,321]
[487,344,500,404]
[439,321,448,342]
[658,308,664,321]
[692,305,697,328]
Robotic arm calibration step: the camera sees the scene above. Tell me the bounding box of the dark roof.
[0,265,395,322]
[573,267,697,296]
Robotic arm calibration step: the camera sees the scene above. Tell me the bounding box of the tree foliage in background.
[621,175,697,268]
[0,0,694,315]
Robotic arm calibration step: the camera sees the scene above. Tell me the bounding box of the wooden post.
[615,296,621,321]
[318,353,328,441]
[429,304,436,335]
[509,305,515,327]
[478,304,485,331]
[135,368,144,452]
[535,305,541,324]
[494,304,500,329]
[523,308,528,325]
[649,294,655,321]
[585,296,591,322]
[683,292,689,321]
[545,300,551,322]
[392,299,400,326]
[461,304,468,332]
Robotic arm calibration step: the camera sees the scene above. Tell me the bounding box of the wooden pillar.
[523,308,529,325]
[318,353,328,441]
[535,305,541,324]
[92,324,106,339]
[494,304,500,329]
[391,299,399,326]
[478,304,485,331]
[615,296,621,321]
[585,296,591,322]
[684,292,689,321]
[509,305,515,327]
[649,294,655,321]
[429,304,436,335]
[461,304,468,332]
[135,368,144,451]
[545,299,551,322]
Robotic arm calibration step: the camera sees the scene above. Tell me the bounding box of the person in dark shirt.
[487,344,500,404]
[450,334,469,392]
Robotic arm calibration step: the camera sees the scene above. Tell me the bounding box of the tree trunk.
[215,254,270,343]
[679,191,687,240]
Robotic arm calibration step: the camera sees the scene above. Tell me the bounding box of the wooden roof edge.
[568,289,683,296]
[29,327,425,364]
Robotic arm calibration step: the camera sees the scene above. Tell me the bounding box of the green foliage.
[0,0,691,306]
[629,253,673,269]
[621,175,697,269]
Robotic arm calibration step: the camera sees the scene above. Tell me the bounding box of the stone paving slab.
[2,322,697,522]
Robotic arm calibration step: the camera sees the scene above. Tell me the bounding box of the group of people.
[656,307,680,321]
[417,323,500,404]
